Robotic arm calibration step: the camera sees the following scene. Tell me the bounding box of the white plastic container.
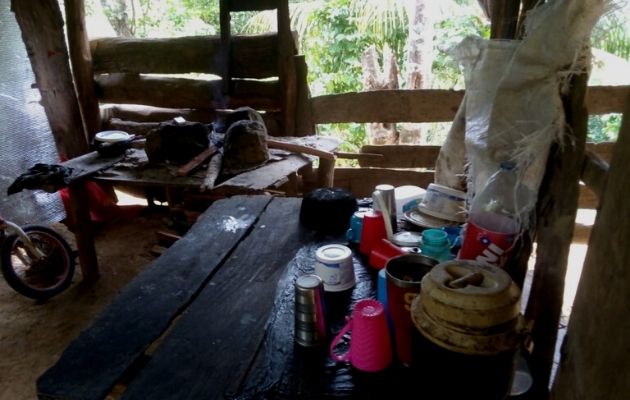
[314,244,355,292]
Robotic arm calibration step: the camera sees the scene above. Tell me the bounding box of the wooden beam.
[91,34,278,79]
[311,89,464,124]
[102,106,283,136]
[585,85,630,115]
[525,73,590,398]
[95,74,280,110]
[310,87,628,126]
[11,0,89,159]
[64,0,101,141]
[358,145,441,168]
[551,93,630,400]
[333,168,434,198]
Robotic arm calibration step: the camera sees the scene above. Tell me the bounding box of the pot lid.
[95,130,131,143]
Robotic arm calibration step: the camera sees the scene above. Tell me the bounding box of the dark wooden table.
[37,195,514,400]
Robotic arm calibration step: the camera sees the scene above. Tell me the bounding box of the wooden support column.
[550,94,630,400]
[295,55,315,136]
[317,158,336,188]
[64,0,101,141]
[489,0,521,39]
[277,0,297,136]
[524,73,589,398]
[11,0,89,159]
[67,182,99,283]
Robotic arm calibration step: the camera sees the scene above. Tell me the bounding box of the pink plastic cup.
[359,211,386,256]
[329,299,393,373]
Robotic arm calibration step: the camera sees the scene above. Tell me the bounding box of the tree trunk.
[361,45,399,145]
[100,0,135,37]
[400,0,435,144]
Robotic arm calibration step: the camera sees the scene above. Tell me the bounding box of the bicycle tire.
[1,225,75,300]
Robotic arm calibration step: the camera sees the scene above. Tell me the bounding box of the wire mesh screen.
[0,2,66,225]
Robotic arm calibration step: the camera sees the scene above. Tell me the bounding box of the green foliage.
[432,12,490,89]
[588,114,621,143]
[592,11,630,60]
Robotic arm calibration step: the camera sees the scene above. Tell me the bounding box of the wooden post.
[294,55,315,136]
[219,0,231,100]
[277,0,297,136]
[67,182,99,282]
[524,73,590,398]
[11,0,89,159]
[317,158,335,188]
[550,94,630,400]
[489,0,520,39]
[64,0,101,141]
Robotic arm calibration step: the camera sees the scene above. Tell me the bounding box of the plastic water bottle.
[458,162,534,268]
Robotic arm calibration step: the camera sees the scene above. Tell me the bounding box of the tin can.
[314,244,355,292]
[294,274,327,347]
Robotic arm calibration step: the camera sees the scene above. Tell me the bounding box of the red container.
[368,238,405,270]
[385,254,438,366]
[359,211,386,256]
[458,221,516,268]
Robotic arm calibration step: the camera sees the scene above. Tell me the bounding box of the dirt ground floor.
[0,202,172,400]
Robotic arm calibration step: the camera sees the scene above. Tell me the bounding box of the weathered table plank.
[120,197,316,399]
[37,195,272,400]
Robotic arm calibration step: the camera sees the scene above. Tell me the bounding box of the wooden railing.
[301,86,627,206]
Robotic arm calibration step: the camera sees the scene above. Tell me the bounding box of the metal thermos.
[294,274,327,346]
[373,184,397,232]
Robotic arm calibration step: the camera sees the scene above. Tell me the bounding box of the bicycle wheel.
[1,225,75,300]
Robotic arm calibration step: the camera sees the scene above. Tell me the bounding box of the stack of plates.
[403,194,464,229]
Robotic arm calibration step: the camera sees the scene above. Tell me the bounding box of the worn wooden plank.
[550,93,630,400]
[585,85,630,115]
[525,73,590,398]
[11,0,89,158]
[333,167,434,197]
[121,197,315,400]
[216,154,312,193]
[311,89,464,124]
[37,196,272,400]
[310,87,628,125]
[95,74,280,110]
[358,145,441,168]
[91,34,278,78]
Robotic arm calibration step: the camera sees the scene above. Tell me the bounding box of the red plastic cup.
[385,254,438,366]
[329,299,393,372]
[359,210,386,256]
[458,221,517,268]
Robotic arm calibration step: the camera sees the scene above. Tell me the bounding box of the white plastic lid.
[296,274,322,289]
[316,244,351,263]
[95,130,131,143]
